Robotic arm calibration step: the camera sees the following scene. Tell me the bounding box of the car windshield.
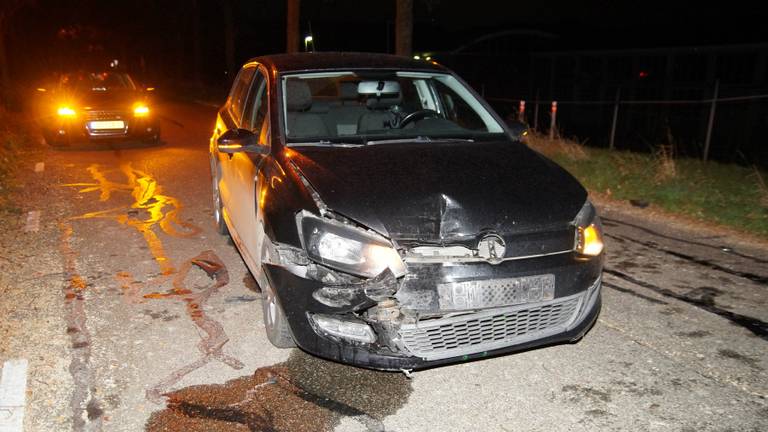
[60,72,136,92]
[282,71,505,145]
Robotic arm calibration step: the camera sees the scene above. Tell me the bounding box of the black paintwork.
[213,52,603,369]
[256,52,446,74]
[265,263,601,371]
[285,140,586,243]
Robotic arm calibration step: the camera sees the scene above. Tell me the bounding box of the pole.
[286,0,301,53]
[533,89,539,132]
[549,101,557,140]
[609,88,621,150]
[703,79,719,162]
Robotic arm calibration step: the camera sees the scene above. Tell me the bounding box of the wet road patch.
[146,350,413,432]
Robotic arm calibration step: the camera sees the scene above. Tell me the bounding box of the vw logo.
[477,234,506,264]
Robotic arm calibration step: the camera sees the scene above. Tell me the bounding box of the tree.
[223,0,236,76]
[395,0,412,56]
[286,0,300,53]
[0,0,29,99]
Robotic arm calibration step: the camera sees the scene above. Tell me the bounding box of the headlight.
[574,201,604,257]
[57,106,76,117]
[297,211,406,278]
[133,104,150,117]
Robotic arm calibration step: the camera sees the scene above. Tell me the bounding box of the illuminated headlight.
[57,106,76,117]
[574,201,604,257]
[133,105,150,117]
[310,314,376,343]
[297,211,406,278]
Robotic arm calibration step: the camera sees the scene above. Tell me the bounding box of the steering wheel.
[398,109,440,128]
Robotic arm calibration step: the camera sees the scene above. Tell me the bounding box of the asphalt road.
[1,100,766,432]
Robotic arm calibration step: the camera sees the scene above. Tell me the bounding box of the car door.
[217,65,256,227]
[219,65,271,272]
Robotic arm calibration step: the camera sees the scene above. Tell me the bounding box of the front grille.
[86,110,126,120]
[399,293,582,360]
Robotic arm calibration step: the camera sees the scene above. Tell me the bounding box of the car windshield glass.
[60,72,136,92]
[282,71,505,144]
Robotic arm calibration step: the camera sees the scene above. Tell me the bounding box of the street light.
[304,35,314,52]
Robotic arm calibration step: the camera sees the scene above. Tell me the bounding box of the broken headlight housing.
[573,200,604,257]
[297,211,406,278]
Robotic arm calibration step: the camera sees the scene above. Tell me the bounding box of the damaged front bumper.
[263,250,602,371]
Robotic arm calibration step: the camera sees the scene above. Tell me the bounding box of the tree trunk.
[0,13,10,98]
[286,0,300,53]
[223,0,235,76]
[395,0,413,57]
[191,0,202,85]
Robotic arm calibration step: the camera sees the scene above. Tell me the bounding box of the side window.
[228,66,256,123]
[432,80,486,131]
[242,71,268,137]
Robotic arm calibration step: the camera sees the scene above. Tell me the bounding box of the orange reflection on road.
[64,163,201,276]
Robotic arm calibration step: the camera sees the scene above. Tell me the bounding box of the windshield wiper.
[365,136,475,145]
[287,139,364,148]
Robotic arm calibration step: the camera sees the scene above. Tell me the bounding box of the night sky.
[4,0,767,86]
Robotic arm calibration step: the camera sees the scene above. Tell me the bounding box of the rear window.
[60,72,136,92]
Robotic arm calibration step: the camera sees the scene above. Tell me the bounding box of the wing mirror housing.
[506,120,529,142]
[217,128,267,154]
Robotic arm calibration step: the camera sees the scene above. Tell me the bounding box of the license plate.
[438,274,555,310]
[89,120,124,130]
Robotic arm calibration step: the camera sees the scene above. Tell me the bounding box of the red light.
[638,71,649,78]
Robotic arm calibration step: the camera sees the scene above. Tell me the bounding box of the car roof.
[249,52,449,74]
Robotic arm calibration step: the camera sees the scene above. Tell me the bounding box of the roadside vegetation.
[0,107,26,213]
[528,133,768,238]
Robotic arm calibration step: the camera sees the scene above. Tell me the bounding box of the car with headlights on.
[39,71,159,147]
[210,52,604,370]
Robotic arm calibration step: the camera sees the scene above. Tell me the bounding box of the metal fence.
[486,82,768,166]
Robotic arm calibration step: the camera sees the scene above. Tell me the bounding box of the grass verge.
[528,134,768,238]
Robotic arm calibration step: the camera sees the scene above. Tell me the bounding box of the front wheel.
[211,164,229,235]
[261,282,295,348]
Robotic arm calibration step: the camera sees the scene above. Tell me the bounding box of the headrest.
[286,80,312,111]
[339,82,358,100]
[366,94,402,110]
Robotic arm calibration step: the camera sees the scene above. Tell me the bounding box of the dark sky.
[5,0,767,84]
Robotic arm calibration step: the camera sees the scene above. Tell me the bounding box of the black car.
[210,53,603,370]
[38,71,160,147]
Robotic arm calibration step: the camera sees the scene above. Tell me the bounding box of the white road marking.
[24,211,40,233]
[34,162,44,173]
[0,359,29,432]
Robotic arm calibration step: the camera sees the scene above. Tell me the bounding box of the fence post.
[609,88,621,150]
[518,100,526,122]
[703,79,719,162]
[533,89,540,131]
[549,101,557,140]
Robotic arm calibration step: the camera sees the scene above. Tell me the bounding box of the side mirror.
[506,120,529,142]
[217,128,267,154]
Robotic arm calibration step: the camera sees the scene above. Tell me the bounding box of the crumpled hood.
[288,140,587,242]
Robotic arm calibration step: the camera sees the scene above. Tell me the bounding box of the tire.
[211,165,229,235]
[261,282,296,348]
